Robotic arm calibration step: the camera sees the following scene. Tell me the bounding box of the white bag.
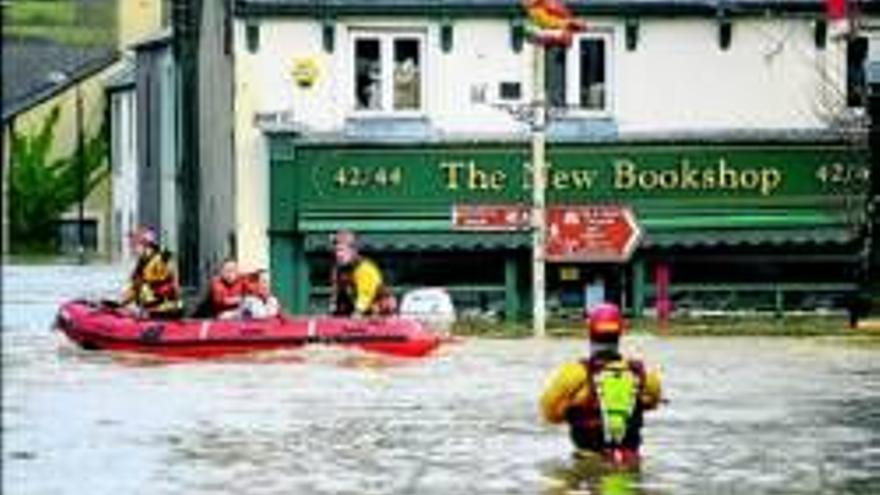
[400,288,456,334]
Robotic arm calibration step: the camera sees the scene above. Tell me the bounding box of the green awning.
[643,227,857,248]
[298,218,450,233]
[304,227,856,252]
[303,227,856,253]
[635,207,851,230]
[305,231,530,252]
[296,208,860,252]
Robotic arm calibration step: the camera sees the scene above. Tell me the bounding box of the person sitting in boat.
[240,269,280,319]
[120,226,184,319]
[211,259,279,319]
[331,231,396,318]
[540,303,663,466]
[210,258,247,319]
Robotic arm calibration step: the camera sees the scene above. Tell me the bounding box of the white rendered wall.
[615,18,846,132]
[237,16,848,133]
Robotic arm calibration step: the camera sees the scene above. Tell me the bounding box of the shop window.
[544,33,611,114]
[352,31,424,113]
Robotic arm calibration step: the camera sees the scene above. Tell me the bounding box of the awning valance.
[295,208,861,253]
[643,227,857,248]
[304,231,530,252]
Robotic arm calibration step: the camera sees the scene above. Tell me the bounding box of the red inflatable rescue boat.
[54,300,441,358]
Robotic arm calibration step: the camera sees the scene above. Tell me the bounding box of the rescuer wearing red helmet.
[540,303,663,465]
[120,226,183,319]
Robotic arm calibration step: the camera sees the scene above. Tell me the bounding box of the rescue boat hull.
[54,300,441,358]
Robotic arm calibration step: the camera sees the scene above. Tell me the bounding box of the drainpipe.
[867,59,880,312]
[172,0,201,288]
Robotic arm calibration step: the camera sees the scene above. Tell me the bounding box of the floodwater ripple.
[3,265,880,495]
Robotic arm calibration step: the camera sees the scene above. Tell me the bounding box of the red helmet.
[131,226,158,247]
[587,303,624,342]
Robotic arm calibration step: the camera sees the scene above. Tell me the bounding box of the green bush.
[9,106,109,253]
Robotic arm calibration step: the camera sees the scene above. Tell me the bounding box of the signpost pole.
[532,44,547,338]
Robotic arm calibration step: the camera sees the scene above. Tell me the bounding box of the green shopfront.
[268,136,870,320]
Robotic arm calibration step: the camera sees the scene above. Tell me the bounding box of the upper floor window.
[352,30,425,114]
[545,32,611,115]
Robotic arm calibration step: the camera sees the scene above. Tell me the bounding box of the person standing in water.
[540,303,663,466]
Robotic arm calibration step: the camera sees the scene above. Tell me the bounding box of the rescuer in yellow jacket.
[540,303,662,465]
[120,227,184,319]
[331,231,396,317]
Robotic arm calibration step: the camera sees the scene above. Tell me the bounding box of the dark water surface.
[4,265,880,495]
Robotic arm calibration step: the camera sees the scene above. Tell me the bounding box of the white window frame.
[565,30,614,118]
[349,28,427,117]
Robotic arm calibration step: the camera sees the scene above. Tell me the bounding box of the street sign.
[451,204,643,262]
[451,204,530,231]
[546,206,642,262]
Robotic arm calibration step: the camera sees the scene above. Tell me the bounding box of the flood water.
[4,264,880,495]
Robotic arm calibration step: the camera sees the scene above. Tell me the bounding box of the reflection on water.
[4,265,880,494]
[538,454,655,495]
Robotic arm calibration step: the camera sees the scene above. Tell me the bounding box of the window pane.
[579,38,606,110]
[545,46,567,108]
[355,38,382,110]
[393,38,421,110]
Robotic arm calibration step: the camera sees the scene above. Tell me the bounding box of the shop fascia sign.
[440,158,786,196]
[302,147,869,202]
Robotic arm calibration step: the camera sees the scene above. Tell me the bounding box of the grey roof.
[2,36,117,121]
[237,0,861,16]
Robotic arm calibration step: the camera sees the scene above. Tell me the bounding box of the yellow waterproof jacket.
[351,257,384,314]
[540,358,662,424]
[122,251,182,314]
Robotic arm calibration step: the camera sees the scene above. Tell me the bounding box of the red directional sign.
[546,206,642,262]
[451,204,530,231]
[451,204,643,262]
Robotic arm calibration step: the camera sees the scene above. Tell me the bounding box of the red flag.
[826,0,847,20]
